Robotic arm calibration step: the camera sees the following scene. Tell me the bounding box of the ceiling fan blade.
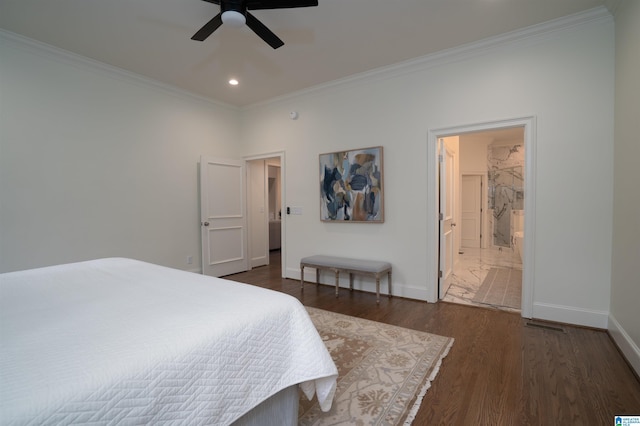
[246,12,284,49]
[247,0,318,10]
[191,13,224,41]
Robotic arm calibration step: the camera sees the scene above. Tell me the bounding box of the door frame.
[244,151,286,277]
[427,117,536,318]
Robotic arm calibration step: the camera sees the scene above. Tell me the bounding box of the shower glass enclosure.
[488,145,524,248]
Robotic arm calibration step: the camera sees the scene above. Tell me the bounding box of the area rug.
[299,307,454,425]
[472,267,522,309]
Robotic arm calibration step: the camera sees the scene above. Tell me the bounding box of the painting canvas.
[320,146,384,222]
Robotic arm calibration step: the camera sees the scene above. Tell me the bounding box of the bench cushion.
[300,255,391,273]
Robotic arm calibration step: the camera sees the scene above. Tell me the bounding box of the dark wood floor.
[226,252,640,425]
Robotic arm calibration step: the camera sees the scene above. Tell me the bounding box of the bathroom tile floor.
[442,246,523,313]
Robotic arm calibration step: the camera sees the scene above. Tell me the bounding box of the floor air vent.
[525,321,567,333]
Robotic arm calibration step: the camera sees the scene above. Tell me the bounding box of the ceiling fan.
[191,0,318,49]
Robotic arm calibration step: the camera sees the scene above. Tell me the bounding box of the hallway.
[443,247,522,312]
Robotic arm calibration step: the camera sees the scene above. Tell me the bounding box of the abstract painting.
[319,146,384,222]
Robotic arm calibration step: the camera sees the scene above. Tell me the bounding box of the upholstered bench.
[300,255,392,303]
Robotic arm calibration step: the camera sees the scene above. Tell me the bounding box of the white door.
[438,140,456,299]
[461,175,482,248]
[247,160,268,269]
[200,156,249,277]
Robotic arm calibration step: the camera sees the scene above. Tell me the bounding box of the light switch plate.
[290,206,303,215]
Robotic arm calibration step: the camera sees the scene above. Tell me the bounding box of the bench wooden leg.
[375,276,380,303]
[316,269,320,286]
[388,270,392,298]
[349,273,354,291]
[300,265,305,291]
[334,270,340,297]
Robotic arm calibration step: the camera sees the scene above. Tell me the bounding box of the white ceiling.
[0,0,612,107]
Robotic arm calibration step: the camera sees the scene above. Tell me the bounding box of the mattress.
[0,258,337,425]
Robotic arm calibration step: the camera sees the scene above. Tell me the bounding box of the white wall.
[459,135,492,173]
[609,0,640,374]
[0,9,621,331]
[240,10,615,327]
[0,33,241,273]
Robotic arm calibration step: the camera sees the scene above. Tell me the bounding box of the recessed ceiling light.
[229,79,239,86]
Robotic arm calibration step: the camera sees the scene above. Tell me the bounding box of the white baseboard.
[287,267,429,301]
[532,302,609,329]
[608,314,640,377]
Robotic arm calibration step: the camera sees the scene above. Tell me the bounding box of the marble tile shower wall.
[488,144,524,248]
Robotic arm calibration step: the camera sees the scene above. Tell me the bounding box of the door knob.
[202,222,210,226]
[451,223,457,227]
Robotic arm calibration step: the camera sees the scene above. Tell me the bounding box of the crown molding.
[0,29,239,112]
[244,6,613,111]
[603,0,623,17]
[1,5,613,113]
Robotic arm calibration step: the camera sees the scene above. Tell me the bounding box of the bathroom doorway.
[441,127,525,312]
[430,118,534,317]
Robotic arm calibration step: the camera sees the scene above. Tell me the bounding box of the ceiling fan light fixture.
[221,10,246,28]
[191,0,318,48]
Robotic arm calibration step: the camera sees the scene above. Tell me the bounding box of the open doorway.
[430,117,534,318]
[267,160,282,259]
[245,153,286,276]
[440,127,525,312]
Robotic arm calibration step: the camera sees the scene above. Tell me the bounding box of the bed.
[0,258,337,425]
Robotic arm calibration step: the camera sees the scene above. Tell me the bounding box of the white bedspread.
[0,258,337,425]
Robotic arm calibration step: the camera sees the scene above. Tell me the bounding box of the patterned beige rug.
[299,307,454,425]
